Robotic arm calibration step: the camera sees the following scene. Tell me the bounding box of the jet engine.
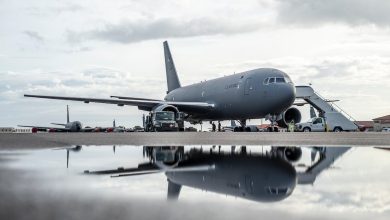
[152,147,184,169]
[277,107,301,128]
[153,104,179,114]
[272,147,302,163]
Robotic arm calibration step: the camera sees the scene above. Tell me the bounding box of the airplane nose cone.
[277,83,296,112]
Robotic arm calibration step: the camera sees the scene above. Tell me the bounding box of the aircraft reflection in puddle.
[76,146,351,203]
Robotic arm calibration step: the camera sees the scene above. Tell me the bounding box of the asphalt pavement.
[1,132,390,149]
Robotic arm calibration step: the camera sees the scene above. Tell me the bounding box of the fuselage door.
[244,78,253,95]
[245,175,254,194]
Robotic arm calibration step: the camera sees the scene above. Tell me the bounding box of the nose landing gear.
[266,114,279,132]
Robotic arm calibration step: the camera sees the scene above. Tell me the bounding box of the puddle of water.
[0,145,389,219]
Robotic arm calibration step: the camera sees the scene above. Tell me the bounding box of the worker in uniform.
[288,120,295,132]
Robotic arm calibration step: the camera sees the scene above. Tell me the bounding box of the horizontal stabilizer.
[17,125,70,132]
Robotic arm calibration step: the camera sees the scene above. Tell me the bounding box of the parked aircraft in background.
[18,105,94,132]
[93,120,126,132]
[24,41,298,131]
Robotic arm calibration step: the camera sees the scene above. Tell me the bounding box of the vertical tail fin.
[66,105,70,123]
[163,41,181,93]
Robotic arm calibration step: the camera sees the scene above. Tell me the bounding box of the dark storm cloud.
[23,30,44,42]
[276,0,390,26]
[67,17,260,44]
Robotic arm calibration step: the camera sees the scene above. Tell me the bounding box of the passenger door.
[244,78,254,95]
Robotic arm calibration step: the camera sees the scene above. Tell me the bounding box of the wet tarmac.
[1,132,390,149]
[0,145,389,220]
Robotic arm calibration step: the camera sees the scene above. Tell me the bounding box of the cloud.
[53,3,84,13]
[0,68,164,104]
[23,30,44,42]
[275,0,390,27]
[67,17,261,44]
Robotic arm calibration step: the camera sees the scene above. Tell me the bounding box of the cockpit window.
[265,187,290,195]
[276,77,285,83]
[284,76,292,83]
[264,76,292,85]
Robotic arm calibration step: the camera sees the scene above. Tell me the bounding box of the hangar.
[373,115,390,131]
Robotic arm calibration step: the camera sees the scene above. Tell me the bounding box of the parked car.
[382,127,390,132]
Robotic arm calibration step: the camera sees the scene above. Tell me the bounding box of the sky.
[1,0,390,128]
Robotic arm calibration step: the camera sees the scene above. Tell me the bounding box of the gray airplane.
[24,41,299,129]
[84,146,350,203]
[18,105,91,132]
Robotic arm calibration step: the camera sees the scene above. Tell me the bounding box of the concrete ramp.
[296,86,358,131]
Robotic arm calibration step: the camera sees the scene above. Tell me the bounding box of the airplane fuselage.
[164,68,296,121]
[166,151,297,202]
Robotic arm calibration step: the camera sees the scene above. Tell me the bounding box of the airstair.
[295,86,358,131]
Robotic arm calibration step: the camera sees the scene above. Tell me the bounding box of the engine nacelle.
[152,147,184,169]
[283,147,302,162]
[272,147,303,163]
[152,104,179,114]
[277,107,301,128]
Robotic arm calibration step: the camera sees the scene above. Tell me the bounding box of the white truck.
[295,113,358,132]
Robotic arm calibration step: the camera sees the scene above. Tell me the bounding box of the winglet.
[163,41,181,94]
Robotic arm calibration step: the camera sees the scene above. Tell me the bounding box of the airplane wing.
[110,95,160,101]
[24,94,214,112]
[84,162,215,178]
[17,125,71,132]
[84,162,160,177]
[51,123,67,126]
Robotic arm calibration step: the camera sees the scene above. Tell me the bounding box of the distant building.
[355,121,374,132]
[0,127,14,133]
[0,127,33,133]
[373,115,390,131]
